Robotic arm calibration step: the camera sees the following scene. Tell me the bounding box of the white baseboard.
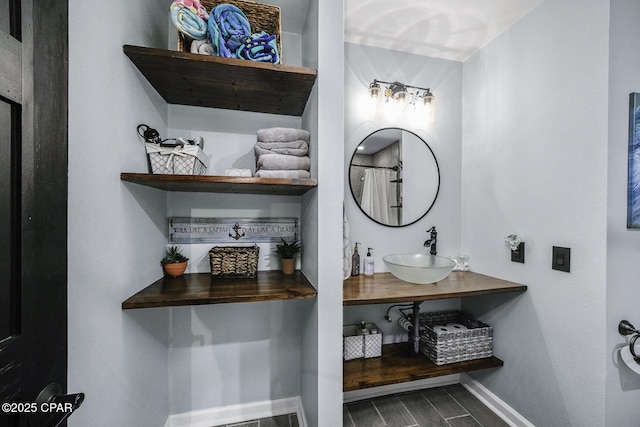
[163,396,307,427]
[162,377,532,427]
[343,374,460,403]
[460,374,534,427]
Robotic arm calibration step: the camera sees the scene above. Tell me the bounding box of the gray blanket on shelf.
[257,127,310,143]
[257,154,310,171]
[255,169,311,179]
[254,140,309,157]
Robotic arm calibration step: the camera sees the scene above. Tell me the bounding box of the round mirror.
[348,128,440,227]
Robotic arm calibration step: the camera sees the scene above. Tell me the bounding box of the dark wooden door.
[0,0,81,426]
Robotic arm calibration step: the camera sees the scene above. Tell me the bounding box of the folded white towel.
[257,154,310,171]
[254,140,309,157]
[255,169,311,179]
[191,39,214,55]
[224,168,252,177]
[257,127,310,143]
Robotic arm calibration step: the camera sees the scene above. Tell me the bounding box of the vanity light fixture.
[368,79,435,112]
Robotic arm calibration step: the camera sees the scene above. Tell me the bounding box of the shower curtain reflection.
[361,168,399,226]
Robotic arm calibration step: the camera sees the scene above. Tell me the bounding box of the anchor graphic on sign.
[229,223,245,240]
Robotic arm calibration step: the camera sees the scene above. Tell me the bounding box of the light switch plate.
[552,246,570,272]
[511,242,525,263]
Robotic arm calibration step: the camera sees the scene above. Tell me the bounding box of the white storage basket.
[145,143,210,175]
[343,325,364,361]
[363,323,382,358]
[343,323,383,360]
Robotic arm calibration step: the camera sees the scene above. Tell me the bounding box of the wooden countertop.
[343,271,527,305]
[122,271,317,309]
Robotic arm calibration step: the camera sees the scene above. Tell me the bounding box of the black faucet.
[424,226,437,255]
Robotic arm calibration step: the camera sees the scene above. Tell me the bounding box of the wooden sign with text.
[169,217,298,243]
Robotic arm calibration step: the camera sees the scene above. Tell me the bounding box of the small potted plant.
[161,245,189,277]
[275,238,302,275]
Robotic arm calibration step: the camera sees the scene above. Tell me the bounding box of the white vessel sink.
[382,253,456,284]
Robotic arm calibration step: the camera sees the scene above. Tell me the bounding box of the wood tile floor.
[212,384,508,427]
[344,384,510,427]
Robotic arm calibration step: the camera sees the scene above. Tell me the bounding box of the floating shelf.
[343,271,527,306]
[343,343,504,391]
[343,272,525,391]
[122,271,317,309]
[120,173,317,196]
[123,45,317,116]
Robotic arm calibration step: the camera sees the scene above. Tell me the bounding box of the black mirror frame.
[348,127,440,228]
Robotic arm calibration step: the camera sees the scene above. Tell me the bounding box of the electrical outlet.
[511,242,525,263]
[552,246,570,272]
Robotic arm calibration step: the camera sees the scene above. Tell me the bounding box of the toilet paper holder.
[619,320,640,362]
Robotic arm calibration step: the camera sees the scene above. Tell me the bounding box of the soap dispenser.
[351,243,361,276]
[364,248,374,276]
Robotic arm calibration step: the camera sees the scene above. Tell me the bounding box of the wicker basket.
[177,0,282,63]
[419,310,493,365]
[209,245,259,278]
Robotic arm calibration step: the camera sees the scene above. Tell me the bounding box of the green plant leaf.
[161,245,189,265]
[274,238,302,259]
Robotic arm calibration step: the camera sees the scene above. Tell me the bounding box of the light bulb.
[368,82,381,98]
[393,90,407,102]
[421,91,434,106]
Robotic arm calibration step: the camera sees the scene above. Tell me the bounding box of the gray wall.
[461,1,609,426]
[606,0,640,425]
[68,0,340,423]
[68,0,172,425]
[167,301,304,413]
[343,42,463,342]
[68,0,639,424]
[160,9,320,418]
[299,1,320,425]
[164,77,308,413]
[301,0,345,425]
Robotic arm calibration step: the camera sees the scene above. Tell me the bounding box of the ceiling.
[357,129,401,155]
[344,0,544,62]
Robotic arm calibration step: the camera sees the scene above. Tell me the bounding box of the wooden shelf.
[122,271,317,309]
[120,173,317,195]
[343,272,524,392]
[343,343,503,391]
[343,271,527,306]
[123,45,317,116]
